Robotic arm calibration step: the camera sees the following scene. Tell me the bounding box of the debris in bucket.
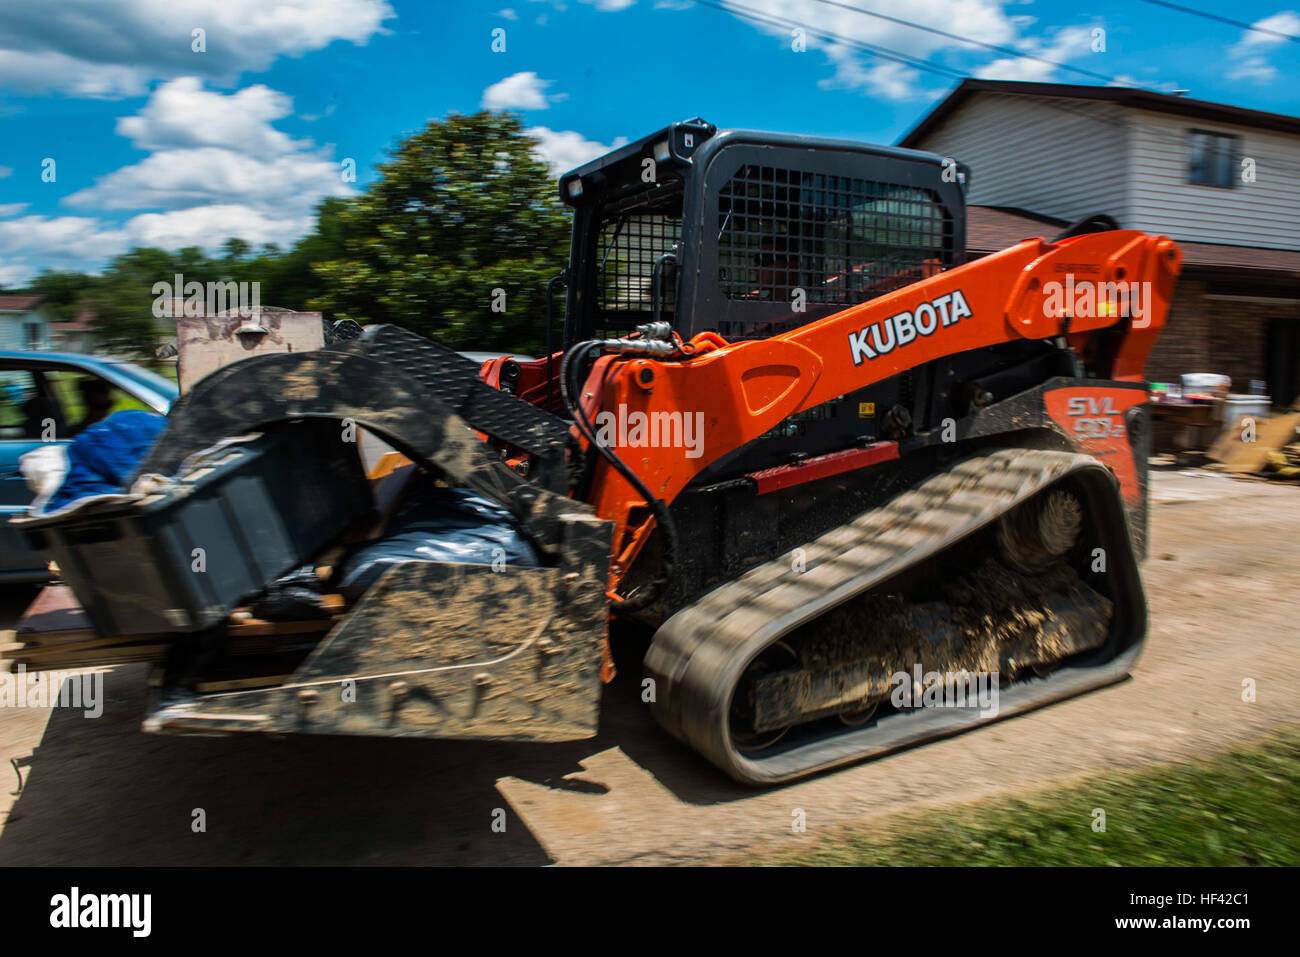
[336,481,540,600]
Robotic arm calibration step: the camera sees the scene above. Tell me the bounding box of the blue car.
[0,351,177,582]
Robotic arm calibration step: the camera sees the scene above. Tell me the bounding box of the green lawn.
[760,726,1300,866]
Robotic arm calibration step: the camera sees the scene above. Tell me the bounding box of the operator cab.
[558,117,969,349]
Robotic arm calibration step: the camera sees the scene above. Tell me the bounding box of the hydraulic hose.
[560,339,678,613]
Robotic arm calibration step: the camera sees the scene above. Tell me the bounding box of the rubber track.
[644,448,1146,786]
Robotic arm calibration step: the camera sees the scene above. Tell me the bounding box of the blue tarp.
[336,485,539,598]
[46,409,168,512]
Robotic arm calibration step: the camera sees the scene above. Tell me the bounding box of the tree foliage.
[14,111,570,358]
[311,111,570,354]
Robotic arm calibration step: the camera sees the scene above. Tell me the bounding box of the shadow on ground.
[0,614,754,865]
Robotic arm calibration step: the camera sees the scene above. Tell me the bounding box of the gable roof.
[0,294,46,312]
[899,79,1300,148]
[966,205,1300,278]
[966,205,1068,255]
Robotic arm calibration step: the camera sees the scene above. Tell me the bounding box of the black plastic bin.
[18,420,373,637]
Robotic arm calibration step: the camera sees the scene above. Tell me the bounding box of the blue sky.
[1,0,1297,287]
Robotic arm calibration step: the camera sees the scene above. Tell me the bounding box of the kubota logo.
[848,289,973,365]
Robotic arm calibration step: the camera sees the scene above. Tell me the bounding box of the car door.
[0,367,68,580]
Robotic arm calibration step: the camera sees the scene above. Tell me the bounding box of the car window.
[0,370,52,440]
[103,361,179,402]
[45,370,149,439]
[0,370,36,439]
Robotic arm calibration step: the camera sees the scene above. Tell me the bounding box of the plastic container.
[1181,373,1231,396]
[1220,394,1272,426]
[18,420,372,636]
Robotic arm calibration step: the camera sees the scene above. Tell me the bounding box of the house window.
[1187,130,1237,188]
[23,322,44,350]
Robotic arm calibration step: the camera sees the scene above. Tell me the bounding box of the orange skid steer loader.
[9,119,1180,785]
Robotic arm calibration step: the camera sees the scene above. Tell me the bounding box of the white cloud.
[819,46,925,100]
[0,203,28,216]
[0,114,623,283]
[0,77,357,282]
[64,79,352,217]
[0,49,150,98]
[0,262,37,287]
[974,24,1094,81]
[1225,11,1298,83]
[126,205,317,251]
[1230,10,1300,55]
[580,0,1105,100]
[65,147,351,214]
[1106,73,1142,89]
[482,71,554,110]
[1225,56,1279,82]
[697,0,1021,100]
[0,204,318,285]
[0,0,394,98]
[0,166,12,178]
[526,126,628,174]
[116,78,305,158]
[0,214,129,266]
[497,7,519,19]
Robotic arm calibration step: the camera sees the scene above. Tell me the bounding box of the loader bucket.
[19,329,613,744]
[146,517,611,742]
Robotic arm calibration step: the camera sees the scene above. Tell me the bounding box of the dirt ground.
[1,467,1297,866]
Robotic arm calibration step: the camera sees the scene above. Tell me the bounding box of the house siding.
[1127,108,1300,251]
[905,85,1300,412]
[0,314,49,351]
[912,92,1130,223]
[915,93,1300,252]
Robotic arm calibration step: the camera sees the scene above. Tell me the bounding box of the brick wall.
[1206,300,1270,394]
[1145,279,1210,383]
[1145,277,1299,396]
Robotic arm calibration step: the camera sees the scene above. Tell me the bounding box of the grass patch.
[763,727,1300,866]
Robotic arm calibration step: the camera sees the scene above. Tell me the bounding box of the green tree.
[244,197,353,311]
[222,237,252,262]
[82,247,188,357]
[311,111,570,354]
[28,271,92,322]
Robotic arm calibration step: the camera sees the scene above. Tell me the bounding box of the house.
[0,294,52,351]
[899,79,1300,406]
[49,306,97,353]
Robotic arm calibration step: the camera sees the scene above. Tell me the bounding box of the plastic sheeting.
[336,485,539,599]
[44,410,168,513]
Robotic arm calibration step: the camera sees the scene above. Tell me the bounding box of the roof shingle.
[0,294,45,311]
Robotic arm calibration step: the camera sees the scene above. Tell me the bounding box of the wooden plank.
[7,584,341,673]
[195,674,293,693]
[1207,412,1300,473]
[226,615,340,638]
[18,599,341,648]
[4,644,170,670]
[6,632,163,654]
